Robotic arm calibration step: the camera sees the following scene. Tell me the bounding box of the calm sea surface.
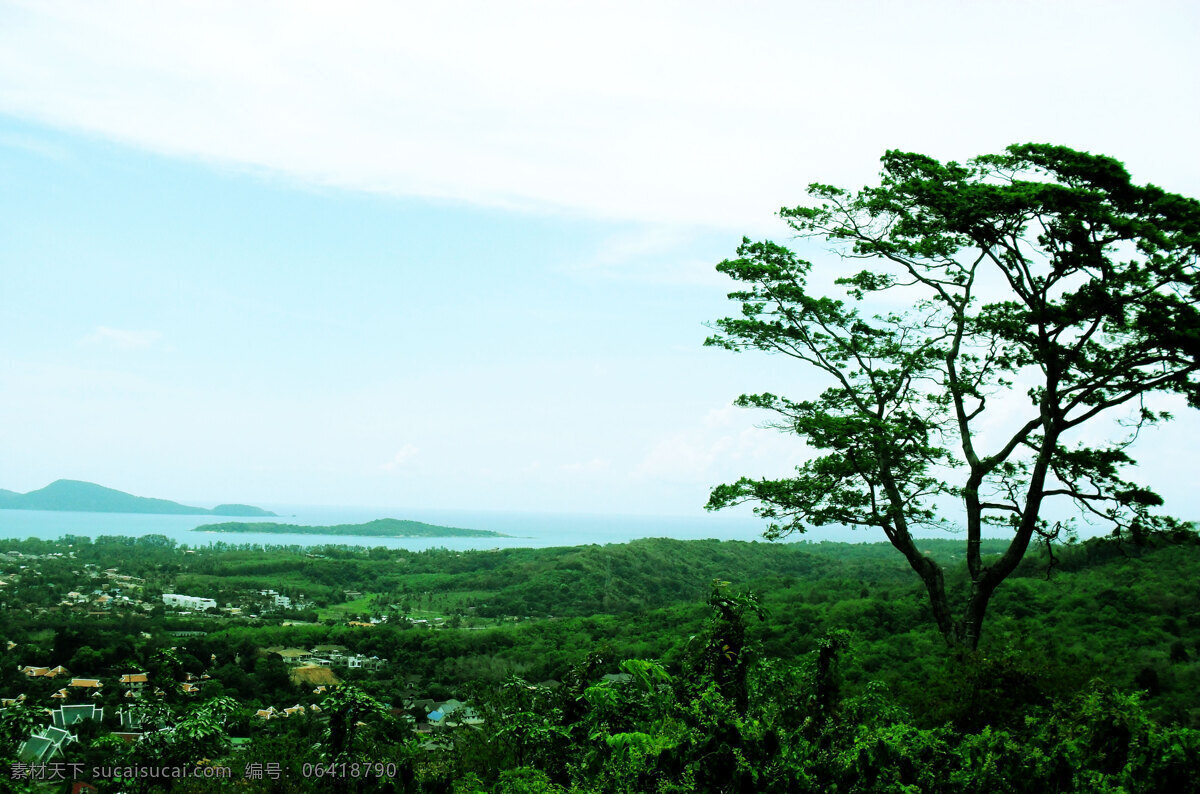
[0,505,871,551]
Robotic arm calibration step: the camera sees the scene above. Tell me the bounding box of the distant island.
[0,479,277,517]
[193,517,505,538]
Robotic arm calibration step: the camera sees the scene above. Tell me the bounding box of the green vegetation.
[707,144,1200,650]
[0,479,275,516]
[316,593,380,622]
[1,530,1199,791]
[193,517,504,538]
[2,144,1197,790]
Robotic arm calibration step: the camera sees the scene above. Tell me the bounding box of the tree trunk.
[957,582,992,651]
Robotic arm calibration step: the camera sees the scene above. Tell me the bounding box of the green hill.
[192,517,503,538]
[0,488,19,508]
[0,479,276,517]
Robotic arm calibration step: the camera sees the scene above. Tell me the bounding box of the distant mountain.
[0,480,277,517]
[194,517,504,538]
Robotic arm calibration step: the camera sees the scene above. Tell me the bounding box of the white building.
[162,593,217,611]
[346,654,387,671]
[260,589,293,609]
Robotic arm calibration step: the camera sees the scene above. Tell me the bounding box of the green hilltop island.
[0,479,276,517]
[192,517,506,538]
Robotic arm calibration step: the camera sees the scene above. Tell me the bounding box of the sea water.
[0,504,872,551]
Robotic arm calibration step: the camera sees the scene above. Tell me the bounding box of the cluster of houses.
[259,589,313,610]
[12,702,150,764]
[61,589,151,612]
[12,697,223,765]
[0,550,71,562]
[406,697,483,732]
[0,558,160,619]
[0,559,501,767]
[13,565,154,615]
[15,703,101,764]
[159,589,314,617]
[5,676,212,765]
[4,661,581,766]
[16,665,206,701]
[254,698,322,721]
[266,644,387,671]
[248,690,483,733]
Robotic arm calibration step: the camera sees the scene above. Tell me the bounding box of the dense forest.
[1,529,1199,791]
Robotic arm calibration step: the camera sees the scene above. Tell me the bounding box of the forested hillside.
[1,531,1199,791]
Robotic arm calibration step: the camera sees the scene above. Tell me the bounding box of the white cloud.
[633,405,802,484]
[81,326,163,351]
[1,2,1195,229]
[380,444,420,472]
[562,226,729,286]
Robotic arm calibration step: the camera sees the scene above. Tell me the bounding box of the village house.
[345,654,387,672]
[162,593,217,611]
[50,703,103,731]
[270,647,312,665]
[119,672,149,696]
[260,589,289,608]
[68,678,103,697]
[116,706,146,731]
[256,703,320,720]
[310,644,348,664]
[18,726,73,764]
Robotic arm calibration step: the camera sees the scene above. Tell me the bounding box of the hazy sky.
[1,1,1198,520]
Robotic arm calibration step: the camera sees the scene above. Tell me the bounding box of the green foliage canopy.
[707,144,1200,649]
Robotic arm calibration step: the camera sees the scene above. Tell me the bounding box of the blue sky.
[1,1,1198,522]
[0,115,798,514]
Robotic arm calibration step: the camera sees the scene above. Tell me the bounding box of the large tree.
[706,144,1200,650]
